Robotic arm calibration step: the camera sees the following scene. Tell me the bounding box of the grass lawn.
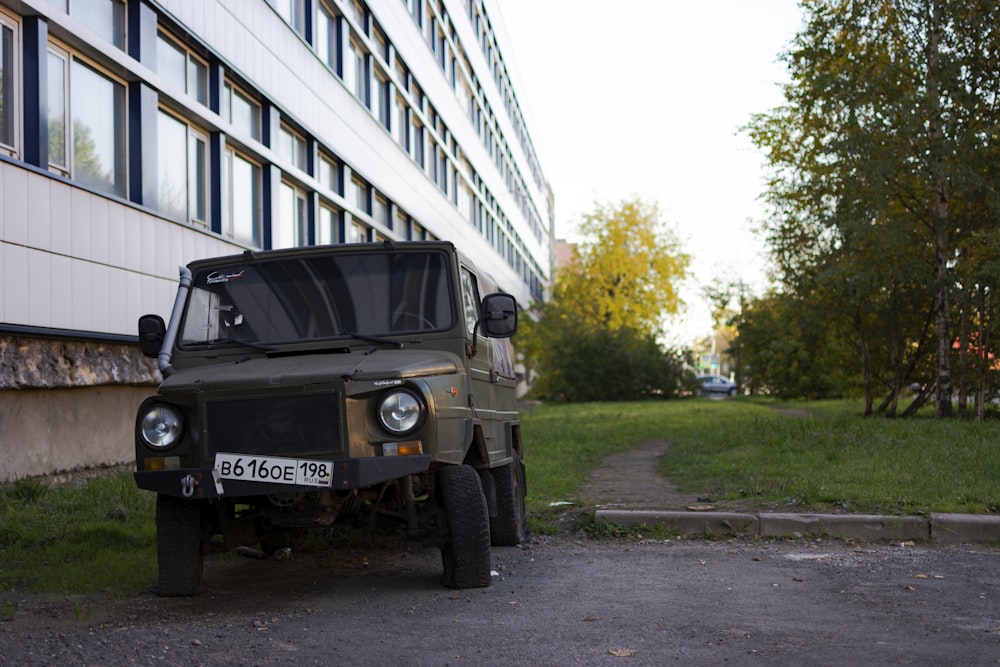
[520,398,1000,518]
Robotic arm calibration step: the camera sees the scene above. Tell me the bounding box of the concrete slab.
[595,510,759,537]
[759,513,929,541]
[931,513,1000,544]
[596,509,1000,544]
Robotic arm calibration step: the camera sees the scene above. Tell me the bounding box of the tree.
[520,198,690,402]
[744,0,1000,417]
[554,198,688,335]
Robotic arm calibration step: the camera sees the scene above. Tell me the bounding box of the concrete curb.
[595,509,1000,544]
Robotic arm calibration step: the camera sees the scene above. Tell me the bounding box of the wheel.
[490,454,528,546]
[728,388,737,397]
[438,465,492,589]
[155,494,207,597]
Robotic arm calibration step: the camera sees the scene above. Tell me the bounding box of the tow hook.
[180,474,197,498]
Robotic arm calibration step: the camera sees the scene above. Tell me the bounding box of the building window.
[394,95,408,149]
[49,0,125,49]
[349,0,367,34]
[317,202,339,244]
[318,153,341,195]
[373,26,390,61]
[373,69,390,128]
[157,109,208,224]
[156,32,208,105]
[0,12,18,156]
[346,220,366,243]
[372,193,388,227]
[224,149,261,246]
[394,58,408,92]
[412,119,423,167]
[47,46,126,197]
[316,2,341,74]
[350,40,368,105]
[352,175,370,214]
[268,0,305,36]
[278,123,307,172]
[222,81,261,140]
[275,181,306,249]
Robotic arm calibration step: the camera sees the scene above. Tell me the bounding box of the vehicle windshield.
[179,249,455,346]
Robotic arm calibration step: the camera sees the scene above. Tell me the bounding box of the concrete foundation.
[0,335,160,481]
[0,385,154,481]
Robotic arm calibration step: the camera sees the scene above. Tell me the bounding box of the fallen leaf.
[915,574,928,579]
[905,585,916,591]
[752,557,763,562]
[933,575,945,579]
[608,648,637,657]
[583,615,600,622]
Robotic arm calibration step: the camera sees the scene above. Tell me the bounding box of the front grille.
[206,393,342,457]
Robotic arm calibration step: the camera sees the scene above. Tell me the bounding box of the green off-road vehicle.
[135,241,526,596]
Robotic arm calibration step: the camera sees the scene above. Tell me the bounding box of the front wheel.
[490,454,528,546]
[155,494,207,597]
[438,465,492,589]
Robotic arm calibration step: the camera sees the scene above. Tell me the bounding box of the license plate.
[213,453,333,487]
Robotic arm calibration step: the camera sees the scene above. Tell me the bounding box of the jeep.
[134,241,526,596]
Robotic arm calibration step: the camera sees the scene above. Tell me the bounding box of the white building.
[0,0,554,480]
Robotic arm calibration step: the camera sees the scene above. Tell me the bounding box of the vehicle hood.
[158,348,461,393]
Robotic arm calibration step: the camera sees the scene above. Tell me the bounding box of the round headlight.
[377,389,424,436]
[140,404,184,449]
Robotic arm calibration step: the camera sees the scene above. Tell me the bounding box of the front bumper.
[135,454,432,499]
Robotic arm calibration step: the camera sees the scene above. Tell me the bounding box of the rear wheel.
[438,464,491,589]
[155,494,207,597]
[490,454,528,546]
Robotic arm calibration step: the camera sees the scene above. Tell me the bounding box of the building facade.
[0,0,554,480]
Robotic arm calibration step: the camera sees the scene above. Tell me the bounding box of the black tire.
[438,465,492,589]
[490,454,528,546]
[155,494,206,597]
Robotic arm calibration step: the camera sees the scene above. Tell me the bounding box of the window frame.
[349,38,369,106]
[156,29,209,106]
[47,42,128,197]
[222,79,262,141]
[318,152,342,196]
[223,147,263,247]
[0,8,20,157]
[317,200,341,245]
[275,179,307,249]
[51,0,126,50]
[315,1,341,74]
[269,0,306,36]
[278,122,307,173]
[157,107,209,225]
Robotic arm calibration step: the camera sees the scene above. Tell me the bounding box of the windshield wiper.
[338,330,404,349]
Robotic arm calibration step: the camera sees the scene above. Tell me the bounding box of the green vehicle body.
[134,241,526,595]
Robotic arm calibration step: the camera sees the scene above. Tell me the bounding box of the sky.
[490,1,805,344]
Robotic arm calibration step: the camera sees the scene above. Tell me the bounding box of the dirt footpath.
[578,439,715,510]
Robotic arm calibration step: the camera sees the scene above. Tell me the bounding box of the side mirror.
[138,314,167,358]
[479,293,517,338]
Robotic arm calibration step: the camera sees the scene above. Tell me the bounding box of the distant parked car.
[697,374,738,397]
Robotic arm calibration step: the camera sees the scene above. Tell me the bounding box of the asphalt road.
[2,536,998,666]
